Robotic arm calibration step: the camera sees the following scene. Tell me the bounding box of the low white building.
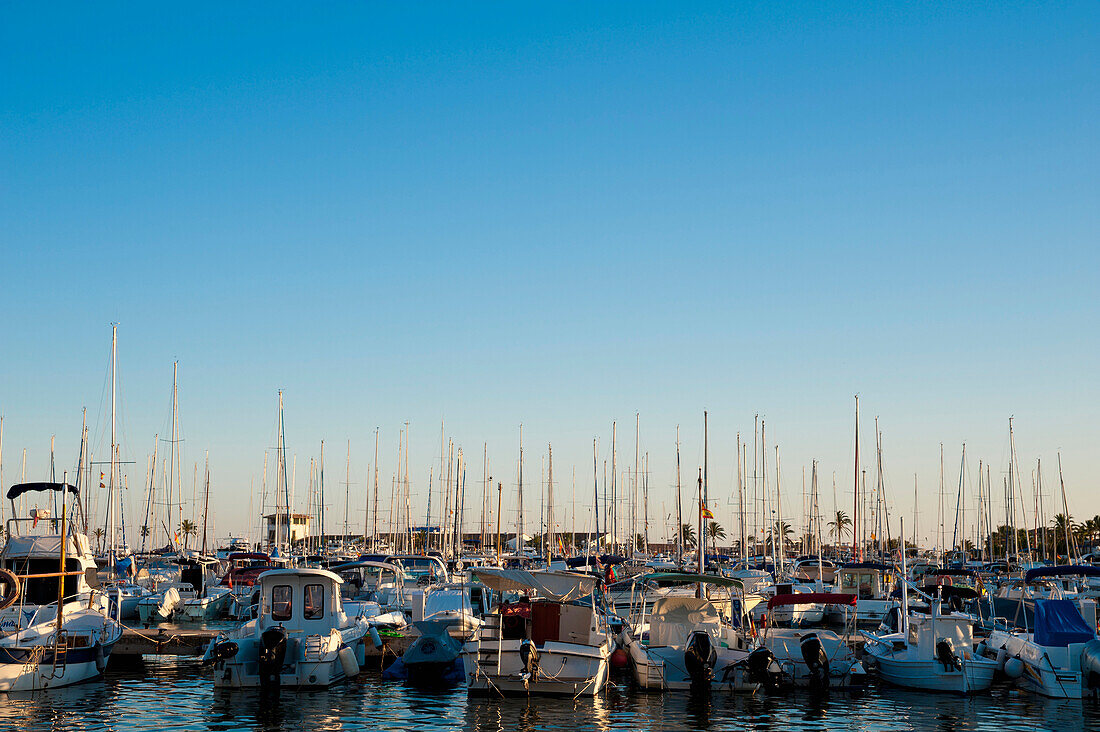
[263,513,311,546]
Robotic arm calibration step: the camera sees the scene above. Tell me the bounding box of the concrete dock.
[113,626,413,663]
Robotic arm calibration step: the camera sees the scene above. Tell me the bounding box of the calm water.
[3,658,1099,732]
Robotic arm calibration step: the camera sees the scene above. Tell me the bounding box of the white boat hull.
[461,637,610,696]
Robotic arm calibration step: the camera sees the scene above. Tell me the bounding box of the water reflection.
[0,662,1098,732]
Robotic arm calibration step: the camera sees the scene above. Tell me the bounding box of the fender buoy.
[338,645,360,678]
[0,568,21,611]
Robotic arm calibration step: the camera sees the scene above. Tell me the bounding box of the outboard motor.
[684,630,718,687]
[881,606,902,633]
[258,626,288,686]
[202,640,239,666]
[519,639,540,682]
[743,646,783,692]
[799,633,830,689]
[1081,640,1100,692]
[936,637,961,672]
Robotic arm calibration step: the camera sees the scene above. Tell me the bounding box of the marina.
[4,3,1097,730]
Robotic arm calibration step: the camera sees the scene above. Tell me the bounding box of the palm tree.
[680,523,697,549]
[180,519,197,550]
[769,521,794,548]
[92,527,105,552]
[1051,513,1078,558]
[707,521,726,542]
[827,511,852,541]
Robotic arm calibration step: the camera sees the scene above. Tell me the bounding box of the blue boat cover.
[1034,599,1096,647]
[1025,564,1100,582]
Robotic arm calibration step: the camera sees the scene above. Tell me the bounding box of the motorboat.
[460,567,611,696]
[863,558,999,694]
[203,567,368,688]
[828,562,898,626]
[760,593,867,689]
[982,597,1100,698]
[333,560,410,626]
[173,556,233,622]
[621,573,780,693]
[0,482,123,691]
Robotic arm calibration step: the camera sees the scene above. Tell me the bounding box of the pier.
[112,627,413,661]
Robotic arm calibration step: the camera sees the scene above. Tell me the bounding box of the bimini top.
[768,592,856,608]
[840,562,894,572]
[635,572,743,589]
[926,568,981,578]
[1024,565,1100,582]
[471,567,597,602]
[258,567,343,584]
[1034,598,1096,647]
[6,482,79,500]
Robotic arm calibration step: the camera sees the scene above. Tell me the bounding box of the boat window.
[272,584,293,620]
[304,584,324,619]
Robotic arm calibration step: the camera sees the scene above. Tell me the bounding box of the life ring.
[0,568,21,610]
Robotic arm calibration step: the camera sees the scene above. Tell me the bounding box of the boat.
[621,573,780,693]
[333,559,410,624]
[760,593,867,689]
[863,550,999,694]
[983,597,1100,698]
[203,567,368,688]
[460,567,611,696]
[828,562,898,626]
[0,482,123,691]
[136,583,187,624]
[173,556,233,621]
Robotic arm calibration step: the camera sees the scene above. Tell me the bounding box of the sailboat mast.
[372,428,379,551]
[1058,452,1074,561]
[675,426,682,568]
[592,439,599,553]
[547,444,553,565]
[344,440,351,543]
[775,445,783,574]
[611,422,617,553]
[852,395,859,562]
[517,426,524,555]
[200,451,209,555]
[108,324,118,560]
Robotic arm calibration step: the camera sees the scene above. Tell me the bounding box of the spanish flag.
[701,502,714,519]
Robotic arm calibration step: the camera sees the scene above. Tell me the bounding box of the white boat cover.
[2,534,89,558]
[471,568,597,602]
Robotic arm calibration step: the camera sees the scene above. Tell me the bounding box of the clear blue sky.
[2,3,1097,546]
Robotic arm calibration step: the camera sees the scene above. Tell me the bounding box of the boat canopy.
[1034,599,1096,647]
[259,567,343,584]
[6,482,79,500]
[927,568,981,578]
[635,572,743,589]
[840,562,893,572]
[768,592,856,608]
[917,584,981,600]
[1024,565,1100,582]
[471,568,597,602]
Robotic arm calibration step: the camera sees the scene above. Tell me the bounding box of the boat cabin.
[837,563,893,600]
[2,518,96,607]
[258,568,345,633]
